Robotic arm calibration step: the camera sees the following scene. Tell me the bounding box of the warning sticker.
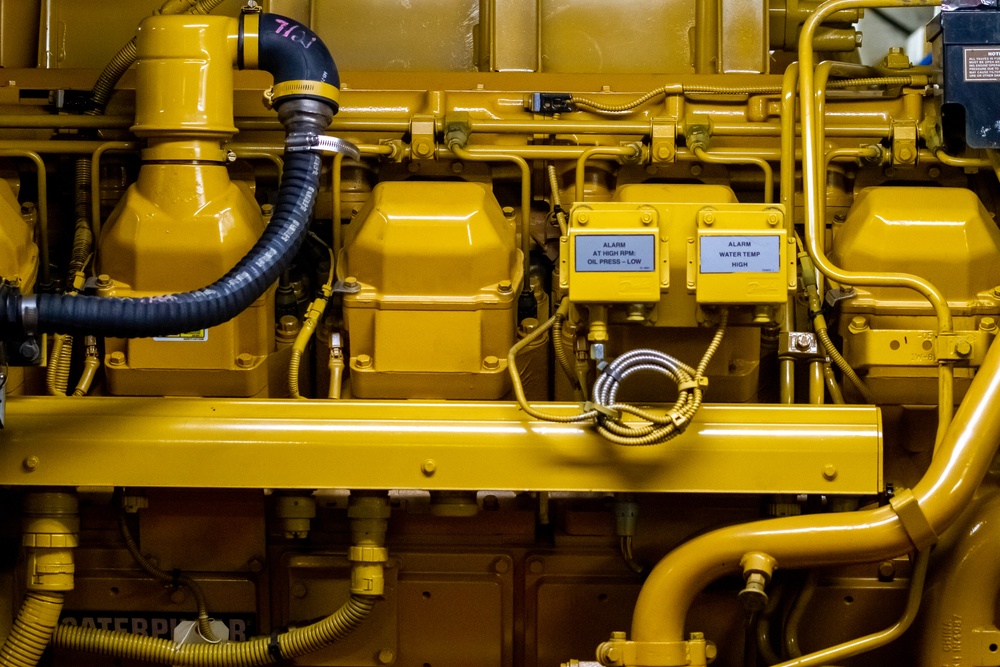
[574,234,656,273]
[700,236,780,274]
[965,48,1000,82]
[153,330,208,342]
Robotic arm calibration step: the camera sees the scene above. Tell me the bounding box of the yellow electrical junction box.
[565,204,664,303]
[691,205,796,305]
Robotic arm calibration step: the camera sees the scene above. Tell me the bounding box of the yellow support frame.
[0,399,881,493]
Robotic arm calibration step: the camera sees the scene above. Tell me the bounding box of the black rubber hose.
[243,14,340,112]
[31,150,320,337]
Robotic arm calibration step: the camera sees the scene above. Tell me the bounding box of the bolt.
[833,213,847,223]
[928,166,941,178]
[451,161,464,173]
[690,163,703,176]
[823,463,838,480]
[291,582,307,599]
[898,146,914,162]
[483,355,500,370]
[703,212,714,225]
[993,286,1000,299]
[421,459,437,476]
[885,167,897,178]
[502,206,516,218]
[794,335,812,351]
[690,632,705,641]
[377,648,396,665]
[483,494,499,510]
[22,456,39,472]
[639,211,653,225]
[498,280,513,294]
[981,317,998,332]
[528,558,544,574]
[767,212,779,226]
[18,338,39,361]
[889,46,904,55]
[236,353,254,369]
[355,354,373,369]
[407,162,420,173]
[413,140,433,158]
[170,590,186,604]
[247,558,264,573]
[656,145,672,160]
[226,150,237,163]
[108,351,126,367]
[261,204,274,217]
[955,339,973,357]
[96,274,112,288]
[344,276,359,288]
[578,212,589,225]
[848,316,869,333]
[610,631,627,641]
[878,560,896,580]
[494,558,510,574]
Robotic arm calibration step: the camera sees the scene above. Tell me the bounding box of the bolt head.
[421,459,437,476]
[355,354,372,369]
[823,463,838,480]
[22,456,39,472]
[955,340,973,357]
[108,351,126,367]
[236,353,254,369]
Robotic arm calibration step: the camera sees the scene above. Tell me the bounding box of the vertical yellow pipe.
[0,150,50,286]
[779,64,800,404]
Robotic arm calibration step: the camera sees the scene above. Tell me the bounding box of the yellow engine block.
[0,2,999,667]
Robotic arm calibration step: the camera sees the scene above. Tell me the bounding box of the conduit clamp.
[889,488,938,549]
[285,133,360,161]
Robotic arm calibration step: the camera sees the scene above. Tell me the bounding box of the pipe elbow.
[239,12,340,114]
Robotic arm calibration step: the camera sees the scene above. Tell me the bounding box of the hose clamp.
[285,134,360,161]
[20,296,38,335]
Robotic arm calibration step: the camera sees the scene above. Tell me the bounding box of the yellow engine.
[2,1,1000,667]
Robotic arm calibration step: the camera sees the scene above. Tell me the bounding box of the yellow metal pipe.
[574,145,641,202]
[449,144,532,283]
[930,148,991,169]
[779,64,799,405]
[799,0,951,336]
[0,149,50,286]
[692,145,773,203]
[631,271,1000,650]
[808,360,824,404]
[333,151,344,257]
[0,140,140,154]
[89,141,135,242]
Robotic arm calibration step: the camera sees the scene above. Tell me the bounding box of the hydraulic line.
[71,337,100,397]
[0,591,64,667]
[571,77,921,115]
[118,508,218,643]
[289,236,334,399]
[45,334,72,396]
[52,594,376,666]
[547,164,568,235]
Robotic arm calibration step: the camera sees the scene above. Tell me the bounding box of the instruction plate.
[700,235,780,274]
[574,234,656,272]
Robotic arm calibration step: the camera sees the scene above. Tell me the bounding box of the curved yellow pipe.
[691,146,773,203]
[631,326,1000,644]
[574,145,641,202]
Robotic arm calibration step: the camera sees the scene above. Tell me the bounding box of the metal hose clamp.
[285,133,360,161]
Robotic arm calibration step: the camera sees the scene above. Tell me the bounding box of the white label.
[965,48,1000,82]
[152,330,208,342]
[574,234,656,272]
[700,235,780,273]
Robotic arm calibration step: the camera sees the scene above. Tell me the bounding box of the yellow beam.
[0,399,880,493]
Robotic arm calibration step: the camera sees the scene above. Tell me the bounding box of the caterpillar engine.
[1,1,1000,666]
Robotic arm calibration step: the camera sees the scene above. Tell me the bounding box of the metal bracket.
[595,632,717,667]
[650,118,677,163]
[778,332,821,359]
[890,120,918,167]
[285,134,361,161]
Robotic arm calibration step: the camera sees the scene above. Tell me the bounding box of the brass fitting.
[22,491,79,592]
[347,493,391,596]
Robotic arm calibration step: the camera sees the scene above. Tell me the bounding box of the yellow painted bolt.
[703,212,714,225]
[421,459,437,476]
[483,355,500,370]
[878,560,895,579]
[981,317,998,332]
[356,354,373,369]
[639,211,653,225]
[897,146,914,162]
[823,464,838,480]
[578,212,589,224]
[494,558,510,574]
[690,632,705,640]
[656,145,672,160]
[955,340,973,357]
[498,280,513,294]
[344,276,359,288]
[95,274,112,288]
[413,140,433,158]
[610,631,627,640]
[848,316,869,333]
[377,648,396,665]
[108,351,126,367]
[236,353,254,369]
[22,456,38,472]
[767,213,779,226]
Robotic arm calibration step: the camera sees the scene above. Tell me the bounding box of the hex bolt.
[22,456,39,472]
[823,463,838,480]
[108,351,126,367]
[483,355,500,370]
[498,280,513,294]
[356,354,373,369]
[377,648,396,665]
[291,582,307,599]
[955,340,973,357]
[848,316,869,333]
[421,459,437,476]
[703,212,714,225]
[578,212,589,225]
[95,274,112,289]
[639,211,653,225]
[236,353,254,369]
[878,560,896,580]
[981,317,998,332]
